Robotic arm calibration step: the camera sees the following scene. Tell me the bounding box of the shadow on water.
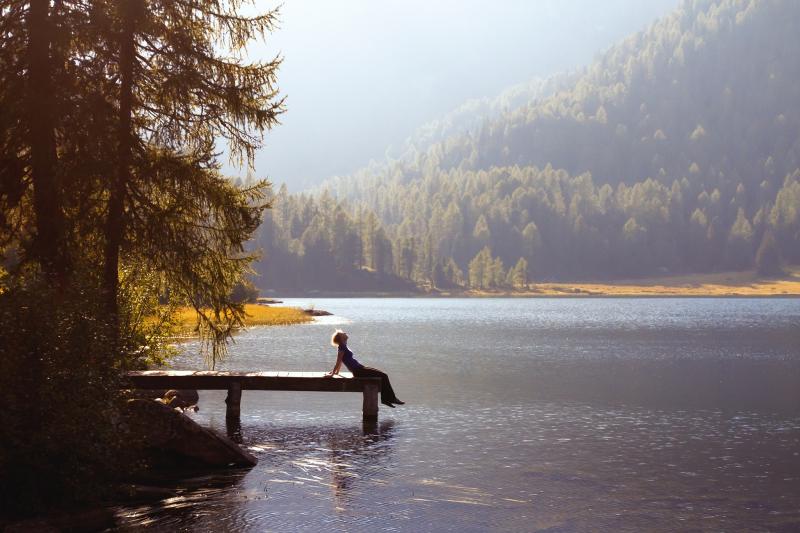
[113,420,397,531]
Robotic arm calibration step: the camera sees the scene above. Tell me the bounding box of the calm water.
[114,298,800,532]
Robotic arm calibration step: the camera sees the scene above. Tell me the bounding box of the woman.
[326,330,404,408]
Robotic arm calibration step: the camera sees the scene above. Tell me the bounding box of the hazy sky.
[226,0,680,190]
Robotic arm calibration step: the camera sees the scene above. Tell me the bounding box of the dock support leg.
[363,382,379,421]
[226,382,242,421]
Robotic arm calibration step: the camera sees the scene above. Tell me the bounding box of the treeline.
[254,186,415,291]
[254,0,800,291]
[254,167,797,290]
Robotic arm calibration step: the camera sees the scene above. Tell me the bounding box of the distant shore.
[263,269,800,298]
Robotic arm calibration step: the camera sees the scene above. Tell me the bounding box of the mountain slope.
[254,0,800,290]
[426,0,800,190]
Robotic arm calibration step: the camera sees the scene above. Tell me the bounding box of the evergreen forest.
[253,0,800,291]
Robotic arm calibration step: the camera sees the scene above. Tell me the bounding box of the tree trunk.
[104,0,135,338]
[28,0,66,283]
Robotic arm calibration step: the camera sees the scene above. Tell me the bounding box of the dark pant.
[353,366,400,404]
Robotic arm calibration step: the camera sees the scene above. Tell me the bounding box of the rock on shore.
[125,399,257,468]
[303,308,333,316]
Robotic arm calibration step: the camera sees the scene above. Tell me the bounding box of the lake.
[113,298,800,531]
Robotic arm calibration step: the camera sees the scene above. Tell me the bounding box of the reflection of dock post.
[226,415,243,443]
[362,381,379,421]
[362,418,378,435]
[226,381,242,421]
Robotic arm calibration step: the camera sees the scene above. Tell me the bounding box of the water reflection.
[254,421,395,498]
[226,416,243,444]
[114,420,397,531]
[225,421,399,531]
[132,298,800,531]
[113,471,248,531]
[330,420,394,510]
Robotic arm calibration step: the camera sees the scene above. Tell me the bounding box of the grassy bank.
[452,268,800,297]
[168,304,312,335]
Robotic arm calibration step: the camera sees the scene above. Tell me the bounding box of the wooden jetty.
[126,371,383,421]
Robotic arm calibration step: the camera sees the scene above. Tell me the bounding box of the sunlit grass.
[241,304,312,326]
[165,304,311,335]
[456,268,800,297]
[537,269,800,296]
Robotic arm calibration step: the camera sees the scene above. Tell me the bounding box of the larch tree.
[755,230,782,276]
[509,257,529,289]
[96,0,284,365]
[2,0,283,365]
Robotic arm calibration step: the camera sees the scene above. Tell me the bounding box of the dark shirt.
[339,346,364,372]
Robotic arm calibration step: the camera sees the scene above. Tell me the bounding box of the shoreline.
[266,292,800,299]
[262,269,800,299]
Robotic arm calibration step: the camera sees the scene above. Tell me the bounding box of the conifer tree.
[1,0,284,365]
[101,0,284,364]
[510,257,529,288]
[755,231,782,277]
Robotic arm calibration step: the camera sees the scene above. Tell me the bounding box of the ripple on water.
[110,402,800,531]
[117,298,800,531]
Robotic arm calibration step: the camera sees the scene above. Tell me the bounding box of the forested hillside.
[391,74,577,160]
[253,0,800,291]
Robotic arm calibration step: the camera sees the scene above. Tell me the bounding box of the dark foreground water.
[113,298,800,532]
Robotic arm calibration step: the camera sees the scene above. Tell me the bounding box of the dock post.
[225,382,242,421]
[362,381,379,421]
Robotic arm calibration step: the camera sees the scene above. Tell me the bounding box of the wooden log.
[362,381,379,421]
[225,381,242,420]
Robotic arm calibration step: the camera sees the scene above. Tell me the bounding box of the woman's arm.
[326,349,344,376]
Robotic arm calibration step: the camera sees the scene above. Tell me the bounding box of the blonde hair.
[331,329,347,347]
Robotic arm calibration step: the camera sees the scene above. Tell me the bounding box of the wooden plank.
[124,370,383,421]
[125,371,379,394]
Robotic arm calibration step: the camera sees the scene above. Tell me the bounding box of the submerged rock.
[125,399,257,468]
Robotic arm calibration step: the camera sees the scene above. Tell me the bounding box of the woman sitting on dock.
[327,330,405,408]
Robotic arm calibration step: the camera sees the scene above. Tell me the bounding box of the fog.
[228,0,679,190]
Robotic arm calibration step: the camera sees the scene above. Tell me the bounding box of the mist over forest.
[252,0,800,292]
[237,0,678,191]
